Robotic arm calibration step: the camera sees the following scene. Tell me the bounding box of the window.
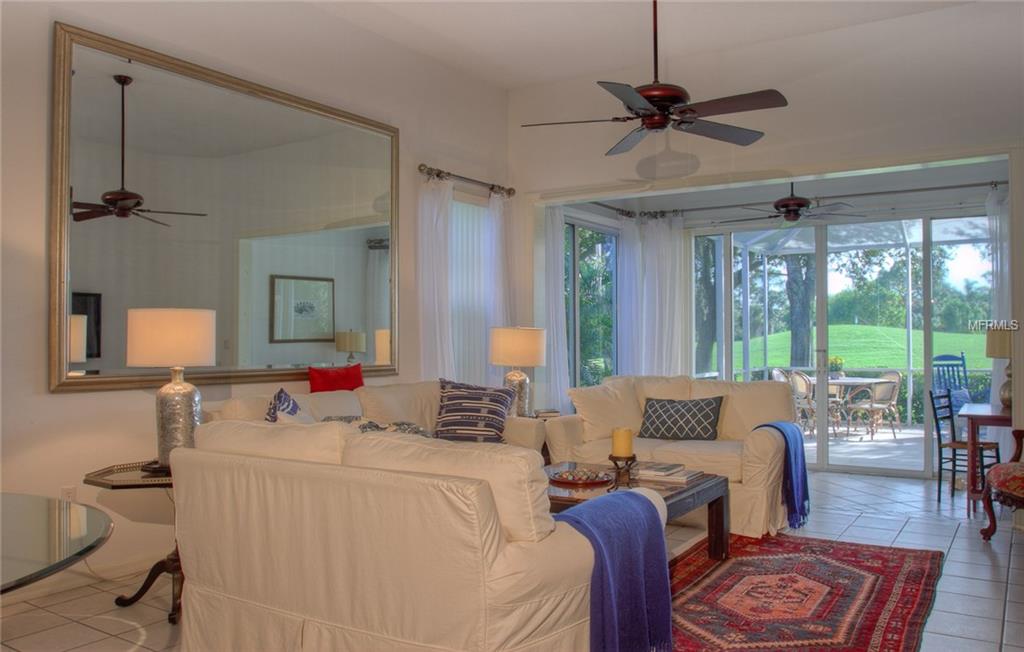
[564,223,617,386]
[449,200,491,384]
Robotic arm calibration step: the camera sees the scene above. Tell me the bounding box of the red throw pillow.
[308,364,364,393]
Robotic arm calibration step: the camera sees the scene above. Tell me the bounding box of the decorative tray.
[547,468,613,488]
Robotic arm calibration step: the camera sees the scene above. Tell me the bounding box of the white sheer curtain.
[417,178,456,379]
[986,186,1013,456]
[364,246,390,364]
[616,216,686,376]
[543,206,573,413]
[449,198,510,385]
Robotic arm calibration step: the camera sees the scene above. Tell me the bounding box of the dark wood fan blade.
[72,209,113,221]
[605,127,649,156]
[136,208,208,217]
[675,89,787,119]
[812,202,854,212]
[597,82,657,115]
[72,201,108,210]
[673,119,764,146]
[132,212,171,227]
[522,116,637,127]
[713,214,781,225]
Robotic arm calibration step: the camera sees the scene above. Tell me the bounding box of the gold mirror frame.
[49,23,399,391]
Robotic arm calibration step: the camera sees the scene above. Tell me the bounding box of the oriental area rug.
[670,534,942,652]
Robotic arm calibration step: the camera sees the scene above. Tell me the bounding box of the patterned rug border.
[669,534,944,652]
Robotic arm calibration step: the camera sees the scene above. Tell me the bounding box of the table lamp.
[127,308,216,472]
[374,328,391,366]
[986,328,1013,408]
[489,327,546,417]
[335,330,366,364]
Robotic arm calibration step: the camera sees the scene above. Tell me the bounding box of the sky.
[827,244,989,295]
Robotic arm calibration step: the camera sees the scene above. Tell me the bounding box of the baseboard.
[1,554,156,607]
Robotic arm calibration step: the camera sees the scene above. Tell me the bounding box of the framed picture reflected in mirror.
[270,275,335,343]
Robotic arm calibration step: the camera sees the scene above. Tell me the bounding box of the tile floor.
[2,470,1022,651]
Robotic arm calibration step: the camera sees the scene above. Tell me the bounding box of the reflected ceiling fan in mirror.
[521,0,788,155]
[71,75,208,227]
[711,182,864,227]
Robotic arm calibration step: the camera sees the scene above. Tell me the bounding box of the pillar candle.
[611,427,634,457]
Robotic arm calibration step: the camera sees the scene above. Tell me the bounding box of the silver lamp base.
[155,366,202,468]
[999,361,1012,409]
[504,368,531,417]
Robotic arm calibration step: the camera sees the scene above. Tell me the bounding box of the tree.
[784,254,815,367]
[693,237,718,374]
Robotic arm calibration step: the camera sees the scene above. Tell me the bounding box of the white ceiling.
[322,1,959,89]
[70,46,382,158]
[584,157,1009,227]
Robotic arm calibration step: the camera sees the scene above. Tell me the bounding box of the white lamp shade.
[986,329,1013,359]
[126,308,216,368]
[490,327,546,367]
[69,314,88,363]
[374,329,392,365]
[335,331,367,353]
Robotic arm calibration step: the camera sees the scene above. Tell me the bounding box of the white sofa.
[202,380,546,452]
[173,424,668,651]
[546,375,797,538]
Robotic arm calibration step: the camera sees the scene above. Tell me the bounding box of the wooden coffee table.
[546,462,730,560]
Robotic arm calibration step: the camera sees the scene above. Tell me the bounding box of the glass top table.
[2,493,113,594]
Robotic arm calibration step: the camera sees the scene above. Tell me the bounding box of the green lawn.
[720,324,987,371]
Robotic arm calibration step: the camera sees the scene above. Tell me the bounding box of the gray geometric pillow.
[637,396,723,441]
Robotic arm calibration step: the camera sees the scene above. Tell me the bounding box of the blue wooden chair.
[933,352,969,394]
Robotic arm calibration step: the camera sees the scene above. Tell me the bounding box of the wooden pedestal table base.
[115,547,183,624]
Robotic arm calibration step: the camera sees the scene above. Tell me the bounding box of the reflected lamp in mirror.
[127,308,216,471]
[68,314,88,364]
[374,329,392,366]
[336,330,366,364]
[489,327,546,417]
[986,328,1013,409]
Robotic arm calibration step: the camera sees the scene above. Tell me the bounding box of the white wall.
[1,1,507,587]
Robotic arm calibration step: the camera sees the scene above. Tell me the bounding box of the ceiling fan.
[71,75,208,228]
[715,182,864,226]
[521,0,788,156]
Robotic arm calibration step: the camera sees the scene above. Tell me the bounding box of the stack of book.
[634,462,702,483]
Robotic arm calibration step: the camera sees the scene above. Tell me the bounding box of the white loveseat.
[173,424,667,651]
[202,380,546,452]
[545,375,797,538]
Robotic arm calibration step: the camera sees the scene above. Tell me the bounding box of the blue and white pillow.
[638,396,723,441]
[265,388,313,424]
[321,416,431,437]
[434,379,515,443]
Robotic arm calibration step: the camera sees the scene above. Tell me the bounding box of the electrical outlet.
[59,486,76,503]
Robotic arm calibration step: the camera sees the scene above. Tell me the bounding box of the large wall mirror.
[50,24,398,391]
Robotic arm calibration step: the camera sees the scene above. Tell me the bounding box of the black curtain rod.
[418,164,515,198]
[594,180,1008,218]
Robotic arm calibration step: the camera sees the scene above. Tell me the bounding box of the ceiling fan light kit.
[71,74,208,227]
[522,0,788,155]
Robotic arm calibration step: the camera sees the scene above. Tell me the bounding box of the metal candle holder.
[608,454,638,491]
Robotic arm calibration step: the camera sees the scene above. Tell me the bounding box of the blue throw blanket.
[554,491,672,652]
[759,421,811,528]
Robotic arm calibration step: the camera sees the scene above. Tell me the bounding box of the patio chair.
[933,352,969,393]
[788,370,816,436]
[846,371,902,440]
[770,368,790,383]
[931,389,1001,502]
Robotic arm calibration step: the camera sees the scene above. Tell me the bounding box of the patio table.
[808,376,897,436]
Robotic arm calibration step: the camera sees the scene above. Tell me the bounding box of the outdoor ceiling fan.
[521,0,788,155]
[714,182,864,226]
[71,75,208,228]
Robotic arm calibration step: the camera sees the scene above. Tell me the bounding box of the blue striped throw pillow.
[435,379,516,443]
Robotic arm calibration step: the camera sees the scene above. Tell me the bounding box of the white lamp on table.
[127,308,216,471]
[489,327,546,417]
